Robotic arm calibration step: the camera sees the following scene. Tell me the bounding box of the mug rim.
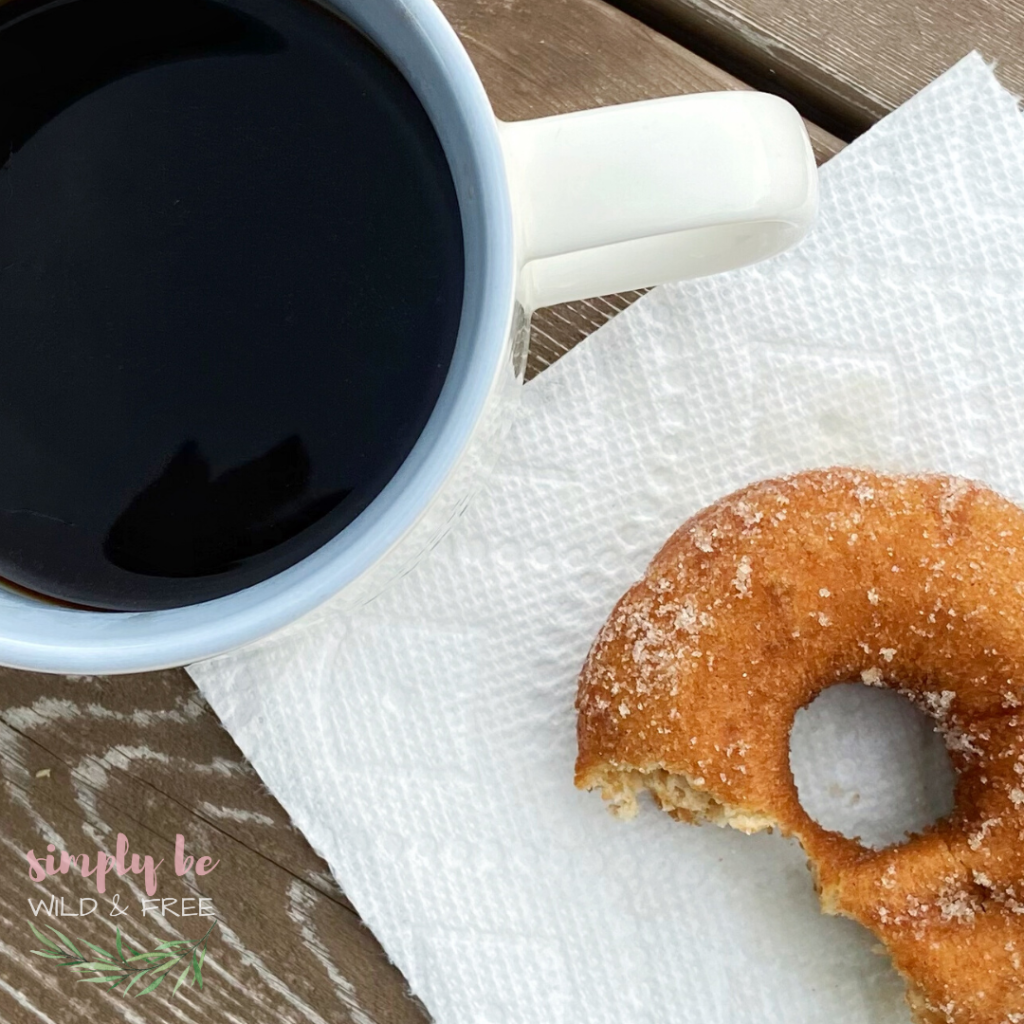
[0,0,517,674]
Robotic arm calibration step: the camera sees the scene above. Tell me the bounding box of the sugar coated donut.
[575,468,1024,1024]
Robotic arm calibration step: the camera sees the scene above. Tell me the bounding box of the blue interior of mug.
[0,0,517,673]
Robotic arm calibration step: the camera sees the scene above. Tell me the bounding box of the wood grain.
[0,670,428,1023]
[0,1,842,1020]
[608,0,1024,137]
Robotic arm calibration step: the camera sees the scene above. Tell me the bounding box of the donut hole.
[789,682,957,849]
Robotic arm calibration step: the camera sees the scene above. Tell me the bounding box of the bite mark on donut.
[583,762,774,833]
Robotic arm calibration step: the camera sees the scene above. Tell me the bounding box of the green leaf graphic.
[29,922,61,951]
[45,926,81,957]
[26,918,216,999]
[135,973,166,997]
[81,939,115,962]
[123,972,146,996]
[172,961,192,995]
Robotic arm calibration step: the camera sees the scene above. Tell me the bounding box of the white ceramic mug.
[1,0,817,674]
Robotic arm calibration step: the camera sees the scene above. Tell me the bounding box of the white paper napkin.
[189,54,1024,1024]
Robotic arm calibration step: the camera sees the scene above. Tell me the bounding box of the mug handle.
[498,91,818,309]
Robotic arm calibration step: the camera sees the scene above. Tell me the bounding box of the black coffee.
[0,0,464,610]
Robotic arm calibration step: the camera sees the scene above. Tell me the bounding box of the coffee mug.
[0,0,816,673]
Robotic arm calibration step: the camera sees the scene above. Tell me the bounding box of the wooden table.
[1,2,1020,1020]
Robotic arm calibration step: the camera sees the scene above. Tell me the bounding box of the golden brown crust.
[575,468,1024,1024]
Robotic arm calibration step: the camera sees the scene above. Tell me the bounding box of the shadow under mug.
[0,0,817,674]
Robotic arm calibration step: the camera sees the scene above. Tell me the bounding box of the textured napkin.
[189,54,1024,1024]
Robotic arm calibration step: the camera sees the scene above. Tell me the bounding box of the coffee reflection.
[104,437,349,578]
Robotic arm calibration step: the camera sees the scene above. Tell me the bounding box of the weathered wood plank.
[608,0,1024,137]
[0,1,842,1020]
[0,671,427,1023]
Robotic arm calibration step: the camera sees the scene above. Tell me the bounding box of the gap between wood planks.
[606,0,1024,142]
[604,0,871,139]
